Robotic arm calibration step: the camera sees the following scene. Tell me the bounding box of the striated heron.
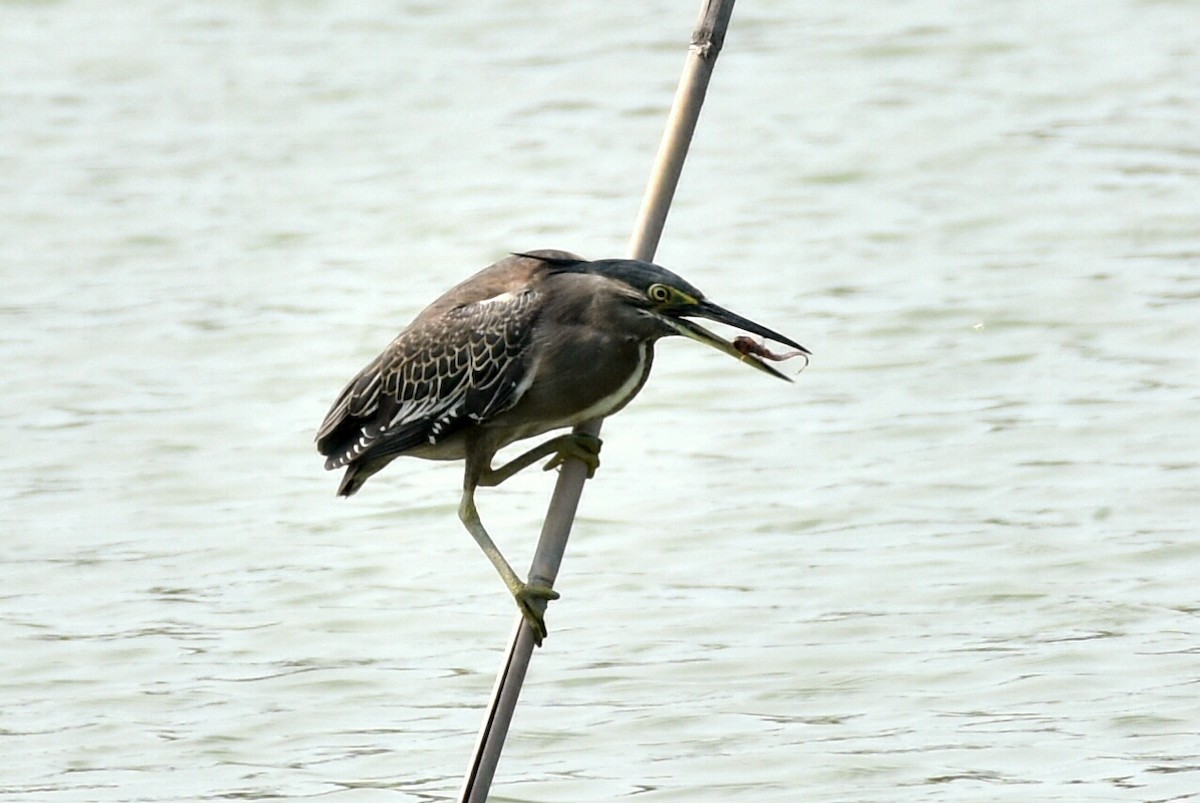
[316,249,807,644]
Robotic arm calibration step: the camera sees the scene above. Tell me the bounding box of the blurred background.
[2,1,1197,800]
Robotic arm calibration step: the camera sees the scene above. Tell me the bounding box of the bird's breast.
[486,336,653,444]
[567,340,650,423]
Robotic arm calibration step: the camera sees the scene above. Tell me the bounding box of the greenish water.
[2,1,1197,801]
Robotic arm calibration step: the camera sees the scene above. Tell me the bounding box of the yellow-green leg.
[459,432,602,645]
[478,432,601,486]
[458,485,558,645]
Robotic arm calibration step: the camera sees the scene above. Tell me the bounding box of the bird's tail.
[334,454,394,497]
[336,465,368,497]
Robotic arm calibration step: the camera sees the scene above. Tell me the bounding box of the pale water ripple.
[1,1,1198,801]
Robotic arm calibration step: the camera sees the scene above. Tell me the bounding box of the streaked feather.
[316,287,541,469]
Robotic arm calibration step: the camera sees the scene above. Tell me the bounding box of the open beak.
[663,299,810,382]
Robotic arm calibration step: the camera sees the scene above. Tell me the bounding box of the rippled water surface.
[3,1,1198,801]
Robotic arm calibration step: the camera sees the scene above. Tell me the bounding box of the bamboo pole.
[458,2,737,800]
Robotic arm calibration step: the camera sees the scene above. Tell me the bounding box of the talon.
[513,582,560,646]
[542,433,602,479]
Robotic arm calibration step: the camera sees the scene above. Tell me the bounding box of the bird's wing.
[316,288,540,469]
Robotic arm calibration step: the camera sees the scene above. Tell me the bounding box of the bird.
[316,249,807,644]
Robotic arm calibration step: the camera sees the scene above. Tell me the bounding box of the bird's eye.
[648,284,672,304]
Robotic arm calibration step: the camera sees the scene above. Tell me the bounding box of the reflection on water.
[2,1,1198,800]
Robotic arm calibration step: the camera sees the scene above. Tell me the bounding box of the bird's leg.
[460,449,565,646]
[457,485,558,645]
[478,432,602,487]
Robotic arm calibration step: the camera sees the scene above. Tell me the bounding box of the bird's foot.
[511,581,560,646]
[542,432,602,478]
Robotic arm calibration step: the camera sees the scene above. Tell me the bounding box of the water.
[2,1,1198,800]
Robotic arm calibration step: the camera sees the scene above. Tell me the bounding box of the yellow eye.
[648,283,672,304]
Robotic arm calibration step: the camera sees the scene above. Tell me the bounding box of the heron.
[316,249,807,644]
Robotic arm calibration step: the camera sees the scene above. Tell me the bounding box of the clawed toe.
[542,433,603,478]
[514,582,559,646]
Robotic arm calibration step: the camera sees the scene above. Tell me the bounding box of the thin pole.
[458,2,737,800]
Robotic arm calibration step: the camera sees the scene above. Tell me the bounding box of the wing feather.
[316,288,540,469]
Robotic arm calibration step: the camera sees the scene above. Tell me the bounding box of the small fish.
[733,336,809,365]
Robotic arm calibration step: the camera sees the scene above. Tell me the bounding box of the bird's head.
[526,253,809,382]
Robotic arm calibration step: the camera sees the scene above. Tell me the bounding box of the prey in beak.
[662,299,810,381]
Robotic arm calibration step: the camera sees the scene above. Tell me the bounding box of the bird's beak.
[665,300,810,382]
